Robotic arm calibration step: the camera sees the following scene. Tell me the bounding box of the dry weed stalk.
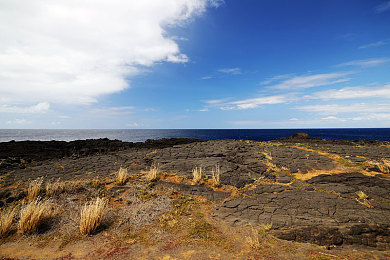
[211,165,221,187]
[192,167,203,184]
[0,207,17,237]
[18,199,54,234]
[46,178,64,196]
[245,226,261,250]
[116,167,129,185]
[80,197,107,235]
[146,164,159,181]
[27,177,44,201]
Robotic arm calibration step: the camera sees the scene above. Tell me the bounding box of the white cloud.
[375,1,390,13]
[218,68,242,75]
[210,95,290,110]
[337,58,390,67]
[359,40,390,49]
[296,103,390,114]
[267,72,351,90]
[201,76,213,80]
[307,85,390,100]
[6,118,31,125]
[0,0,219,106]
[0,102,50,113]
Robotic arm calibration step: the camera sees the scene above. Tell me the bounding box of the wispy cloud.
[259,73,294,85]
[90,106,135,115]
[267,72,351,90]
[359,39,390,49]
[201,76,213,80]
[296,103,390,114]
[6,118,31,125]
[217,67,242,75]
[337,58,390,67]
[375,1,390,13]
[206,95,291,110]
[307,85,390,100]
[0,102,50,113]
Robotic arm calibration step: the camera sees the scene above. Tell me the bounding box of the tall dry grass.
[80,197,107,235]
[0,207,17,237]
[116,167,129,185]
[192,167,203,184]
[146,164,159,181]
[18,199,54,234]
[211,165,221,187]
[27,177,43,201]
[46,178,64,196]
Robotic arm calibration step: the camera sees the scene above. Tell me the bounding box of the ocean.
[0,128,389,143]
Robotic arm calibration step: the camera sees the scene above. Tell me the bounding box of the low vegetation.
[18,199,55,234]
[116,167,128,185]
[80,197,107,235]
[45,178,64,196]
[27,177,43,201]
[211,165,221,187]
[192,167,203,184]
[0,206,17,237]
[146,164,160,181]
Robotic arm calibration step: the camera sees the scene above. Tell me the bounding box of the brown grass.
[45,178,64,196]
[80,197,107,235]
[192,167,203,184]
[27,177,43,201]
[211,165,221,187]
[0,207,17,237]
[18,199,55,234]
[146,164,160,182]
[116,167,129,185]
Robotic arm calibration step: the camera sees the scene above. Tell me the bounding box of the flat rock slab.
[214,172,390,249]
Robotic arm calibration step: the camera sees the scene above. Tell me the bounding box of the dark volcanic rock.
[291,132,310,139]
[214,172,390,249]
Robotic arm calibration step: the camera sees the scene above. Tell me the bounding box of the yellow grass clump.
[211,165,221,187]
[27,177,43,201]
[46,178,64,196]
[18,199,54,234]
[80,197,107,235]
[116,167,129,185]
[146,164,160,181]
[0,207,17,237]
[192,167,203,184]
[356,191,368,200]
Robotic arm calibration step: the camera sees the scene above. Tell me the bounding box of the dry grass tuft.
[46,178,64,196]
[192,167,203,184]
[27,177,44,201]
[116,167,129,185]
[146,164,160,182]
[18,199,55,234]
[80,197,107,235]
[245,226,262,250]
[356,191,368,200]
[0,207,17,237]
[211,165,221,187]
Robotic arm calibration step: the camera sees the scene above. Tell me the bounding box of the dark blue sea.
[0,129,389,142]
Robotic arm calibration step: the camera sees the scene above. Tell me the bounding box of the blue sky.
[1,0,390,129]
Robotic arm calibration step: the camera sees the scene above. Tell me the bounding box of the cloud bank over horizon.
[0,0,219,107]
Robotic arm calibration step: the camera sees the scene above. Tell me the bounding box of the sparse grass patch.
[355,191,368,200]
[80,197,107,235]
[189,218,213,239]
[146,164,160,182]
[192,167,203,184]
[18,199,55,234]
[116,167,128,185]
[27,177,43,201]
[211,165,221,187]
[46,178,64,196]
[0,206,17,237]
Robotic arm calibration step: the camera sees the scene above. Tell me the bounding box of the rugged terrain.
[0,135,390,259]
